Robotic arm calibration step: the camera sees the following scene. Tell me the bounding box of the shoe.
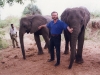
[48,59,54,62]
[54,63,60,66]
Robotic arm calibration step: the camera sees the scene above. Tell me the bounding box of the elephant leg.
[76,26,85,64]
[64,40,70,54]
[43,30,51,49]
[44,44,48,49]
[64,30,70,54]
[34,33,43,55]
[42,30,50,53]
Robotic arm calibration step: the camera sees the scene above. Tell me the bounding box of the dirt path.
[0,34,100,75]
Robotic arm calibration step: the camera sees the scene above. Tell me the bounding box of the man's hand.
[68,28,73,33]
[38,24,46,30]
[67,26,73,33]
[38,26,42,30]
[16,32,17,37]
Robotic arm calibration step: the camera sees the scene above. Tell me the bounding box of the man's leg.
[14,37,19,48]
[12,38,15,48]
[54,35,61,66]
[48,37,55,61]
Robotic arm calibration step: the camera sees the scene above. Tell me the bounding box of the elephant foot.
[64,51,69,55]
[44,46,47,49]
[23,56,26,59]
[68,64,72,69]
[75,56,84,64]
[75,58,84,64]
[44,44,48,49]
[38,51,44,55]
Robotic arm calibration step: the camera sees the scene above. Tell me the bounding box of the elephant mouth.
[26,30,30,34]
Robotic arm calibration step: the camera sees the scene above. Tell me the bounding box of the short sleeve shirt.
[10,27,17,35]
[47,20,68,34]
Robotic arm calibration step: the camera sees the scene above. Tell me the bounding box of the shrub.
[91,11,100,18]
[0,16,20,28]
[0,31,9,50]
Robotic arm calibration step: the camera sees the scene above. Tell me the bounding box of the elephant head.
[19,15,48,59]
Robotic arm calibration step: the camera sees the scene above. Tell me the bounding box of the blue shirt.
[47,20,68,34]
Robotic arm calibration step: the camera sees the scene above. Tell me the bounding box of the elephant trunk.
[19,31,26,59]
[68,26,79,69]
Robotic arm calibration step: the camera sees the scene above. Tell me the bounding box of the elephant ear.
[79,7,90,27]
[30,15,47,33]
[61,8,71,24]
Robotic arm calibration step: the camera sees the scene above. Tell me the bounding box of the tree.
[23,3,42,16]
[0,0,35,7]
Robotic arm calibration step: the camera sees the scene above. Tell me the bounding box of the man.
[10,24,19,48]
[38,11,73,66]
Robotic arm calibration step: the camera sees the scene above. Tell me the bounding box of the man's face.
[51,13,58,20]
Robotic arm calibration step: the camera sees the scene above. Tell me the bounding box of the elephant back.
[30,15,48,33]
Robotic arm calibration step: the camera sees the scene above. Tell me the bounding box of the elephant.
[61,7,90,69]
[19,15,52,59]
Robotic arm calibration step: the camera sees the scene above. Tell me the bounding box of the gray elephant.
[19,15,52,59]
[61,7,90,69]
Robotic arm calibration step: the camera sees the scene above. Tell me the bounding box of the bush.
[91,11,100,18]
[0,31,9,50]
[0,20,8,28]
[0,16,20,28]
[0,38,9,50]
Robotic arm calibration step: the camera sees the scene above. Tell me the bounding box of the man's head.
[11,24,14,28]
[51,11,58,20]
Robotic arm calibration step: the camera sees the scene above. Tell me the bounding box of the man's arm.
[38,24,47,29]
[15,27,17,37]
[67,26,73,33]
[9,28,12,39]
[16,32,17,37]
[62,22,73,33]
[10,33,12,39]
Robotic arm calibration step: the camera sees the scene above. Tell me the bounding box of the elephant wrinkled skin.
[61,7,90,69]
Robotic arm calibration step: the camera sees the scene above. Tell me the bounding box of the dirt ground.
[0,34,100,75]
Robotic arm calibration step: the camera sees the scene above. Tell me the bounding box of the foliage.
[0,20,7,28]
[0,31,9,50]
[90,11,100,18]
[23,3,42,16]
[0,16,20,28]
[0,0,36,7]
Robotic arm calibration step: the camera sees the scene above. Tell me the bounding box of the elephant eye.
[23,25,26,28]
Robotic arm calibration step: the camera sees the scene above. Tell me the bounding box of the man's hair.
[11,24,13,26]
[51,11,58,15]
